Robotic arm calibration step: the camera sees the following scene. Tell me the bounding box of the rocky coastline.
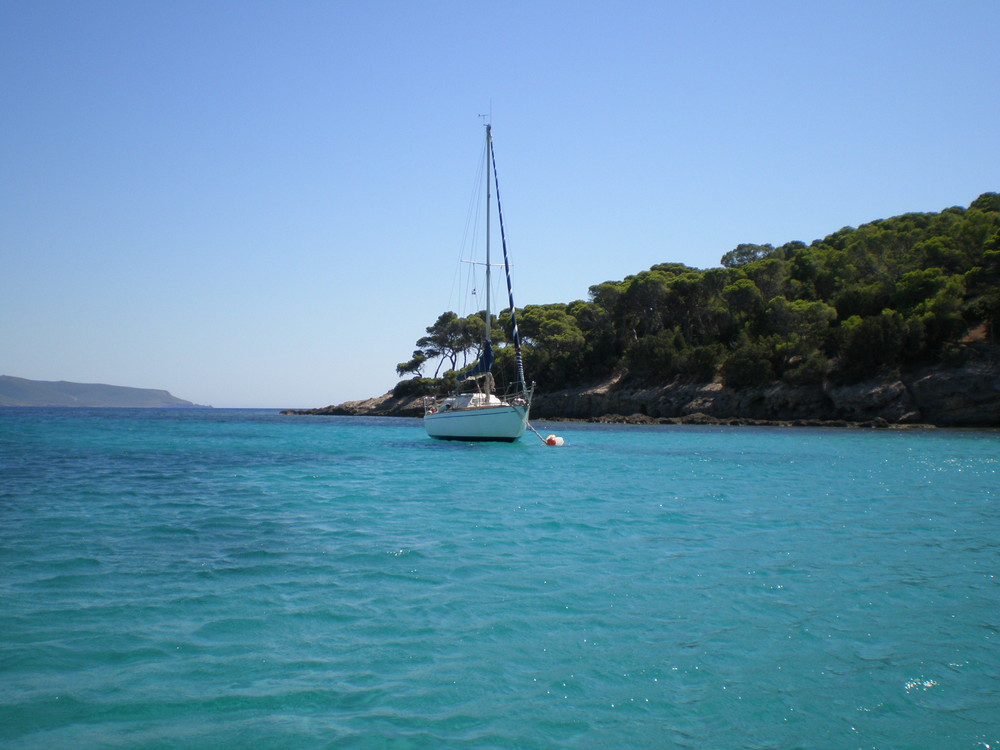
[282,351,1000,429]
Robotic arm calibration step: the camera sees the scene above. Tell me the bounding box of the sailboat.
[423,124,534,442]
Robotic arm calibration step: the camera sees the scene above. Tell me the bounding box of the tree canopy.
[396,193,1000,396]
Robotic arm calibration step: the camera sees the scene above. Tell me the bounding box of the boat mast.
[484,124,492,346]
[490,130,528,395]
[481,124,494,396]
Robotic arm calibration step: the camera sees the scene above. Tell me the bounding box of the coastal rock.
[285,348,1000,428]
[906,360,1000,426]
[530,351,1000,427]
[824,378,914,422]
[281,392,423,418]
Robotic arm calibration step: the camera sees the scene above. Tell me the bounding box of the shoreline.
[280,396,943,430]
[280,407,937,430]
[282,353,1000,429]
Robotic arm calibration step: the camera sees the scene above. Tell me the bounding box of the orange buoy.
[545,435,565,446]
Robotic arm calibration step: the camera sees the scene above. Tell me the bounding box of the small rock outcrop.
[281,393,423,418]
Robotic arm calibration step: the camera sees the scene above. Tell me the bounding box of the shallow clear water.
[1,408,998,749]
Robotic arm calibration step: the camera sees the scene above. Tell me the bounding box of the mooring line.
[526,421,548,443]
[527,421,565,446]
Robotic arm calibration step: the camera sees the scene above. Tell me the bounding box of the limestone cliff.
[532,357,1000,427]
[285,350,1000,428]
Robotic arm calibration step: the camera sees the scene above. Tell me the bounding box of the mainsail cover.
[490,140,527,392]
[458,340,494,381]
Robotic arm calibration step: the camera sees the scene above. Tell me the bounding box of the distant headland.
[0,376,208,408]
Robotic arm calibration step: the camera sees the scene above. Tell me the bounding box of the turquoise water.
[1,409,997,749]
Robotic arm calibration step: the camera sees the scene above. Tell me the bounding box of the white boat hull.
[424,404,529,442]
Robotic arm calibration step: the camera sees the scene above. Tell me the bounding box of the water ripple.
[1,411,998,748]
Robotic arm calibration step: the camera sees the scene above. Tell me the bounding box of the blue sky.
[2,0,997,408]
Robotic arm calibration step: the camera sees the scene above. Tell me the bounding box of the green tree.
[836,310,917,377]
[721,337,774,388]
[625,328,683,381]
[764,297,837,341]
[963,232,1000,341]
[914,237,963,273]
[567,300,621,377]
[970,192,1000,213]
[620,270,672,339]
[415,311,482,377]
[892,268,949,312]
[721,243,775,268]
[914,274,966,354]
[395,350,428,377]
[518,304,587,385]
[401,192,1000,393]
[743,258,791,300]
[722,278,765,326]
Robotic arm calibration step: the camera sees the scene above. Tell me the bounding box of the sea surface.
[1,408,997,749]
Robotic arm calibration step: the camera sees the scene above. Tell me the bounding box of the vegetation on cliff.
[394,193,1000,397]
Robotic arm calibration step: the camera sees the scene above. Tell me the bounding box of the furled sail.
[490,140,526,393]
[457,340,494,381]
